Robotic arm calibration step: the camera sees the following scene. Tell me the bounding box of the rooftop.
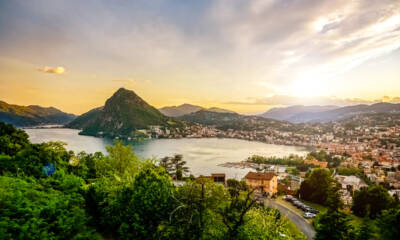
[245,172,276,180]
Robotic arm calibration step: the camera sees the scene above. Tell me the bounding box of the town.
[144,113,400,210]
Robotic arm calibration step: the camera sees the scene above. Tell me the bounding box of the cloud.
[37,66,65,74]
[2,0,400,103]
[225,95,400,107]
[205,0,400,91]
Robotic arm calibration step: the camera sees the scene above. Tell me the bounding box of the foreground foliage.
[0,122,306,239]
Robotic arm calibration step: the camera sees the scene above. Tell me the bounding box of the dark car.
[301,205,309,211]
[293,200,301,206]
[307,208,319,214]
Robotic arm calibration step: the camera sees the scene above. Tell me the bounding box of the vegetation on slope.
[67,88,182,137]
[179,110,291,131]
[0,100,76,127]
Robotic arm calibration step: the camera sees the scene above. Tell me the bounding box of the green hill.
[179,110,291,131]
[67,88,180,137]
[0,100,76,127]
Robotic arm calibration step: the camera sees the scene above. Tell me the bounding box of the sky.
[0,0,400,115]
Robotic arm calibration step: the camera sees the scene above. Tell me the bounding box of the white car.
[304,212,316,218]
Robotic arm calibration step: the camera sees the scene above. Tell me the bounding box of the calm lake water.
[25,128,309,179]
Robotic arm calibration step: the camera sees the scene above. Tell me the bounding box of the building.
[304,158,328,168]
[335,175,368,193]
[289,176,303,190]
[245,172,277,196]
[335,175,368,205]
[211,173,226,184]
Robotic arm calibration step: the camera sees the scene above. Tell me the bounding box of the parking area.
[265,199,316,240]
[282,195,319,219]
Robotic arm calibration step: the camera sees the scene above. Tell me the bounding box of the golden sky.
[1,0,400,115]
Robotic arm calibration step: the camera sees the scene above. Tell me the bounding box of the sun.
[288,75,326,98]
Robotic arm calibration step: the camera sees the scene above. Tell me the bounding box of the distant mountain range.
[0,100,76,127]
[67,88,181,137]
[260,103,400,123]
[159,104,235,117]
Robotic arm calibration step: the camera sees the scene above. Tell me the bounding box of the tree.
[352,185,393,218]
[0,122,29,156]
[159,156,173,175]
[166,178,227,240]
[314,210,355,240]
[237,208,307,240]
[1,141,72,178]
[115,168,175,240]
[299,168,341,206]
[355,217,374,240]
[218,179,257,239]
[0,176,100,240]
[69,151,104,180]
[160,154,189,180]
[376,208,400,240]
[95,141,140,178]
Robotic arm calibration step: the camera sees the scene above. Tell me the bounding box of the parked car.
[293,201,301,207]
[304,212,316,218]
[283,195,293,201]
[300,205,309,211]
[307,208,319,214]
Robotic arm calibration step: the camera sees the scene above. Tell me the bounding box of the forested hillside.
[0,100,76,127]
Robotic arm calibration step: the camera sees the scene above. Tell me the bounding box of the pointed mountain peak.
[112,87,139,98]
[106,87,147,106]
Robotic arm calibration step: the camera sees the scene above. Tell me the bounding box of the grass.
[301,200,327,213]
[301,200,364,230]
[285,218,308,240]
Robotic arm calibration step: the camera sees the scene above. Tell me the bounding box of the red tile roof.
[245,172,276,180]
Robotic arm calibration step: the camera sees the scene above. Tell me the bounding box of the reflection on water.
[25,128,309,179]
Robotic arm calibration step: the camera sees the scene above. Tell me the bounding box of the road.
[265,200,316,240]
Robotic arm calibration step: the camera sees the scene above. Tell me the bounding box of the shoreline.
[26,126,317,152]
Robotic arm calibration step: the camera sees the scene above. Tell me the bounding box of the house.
[335,175,368,193]
[289,176,303,190]
[245,172,277,196]
[304,158,328,168]
[211,173,226,184]
[335,175,368,205]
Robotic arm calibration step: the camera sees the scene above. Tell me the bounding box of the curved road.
[265,200,315,240]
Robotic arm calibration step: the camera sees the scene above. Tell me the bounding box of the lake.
[25,128,309,179]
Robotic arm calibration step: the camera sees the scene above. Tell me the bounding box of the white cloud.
[37,66,65,74]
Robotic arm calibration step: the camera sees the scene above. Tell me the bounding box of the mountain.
[260,105,339,122]
[207,107,235,114]
[67,88,178,137]
[159,104,203,117]
[179,110,291,131]
[298,102,400,123]
[261,103,400,123]
[159,104,235,117]
[0,100,76,127]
